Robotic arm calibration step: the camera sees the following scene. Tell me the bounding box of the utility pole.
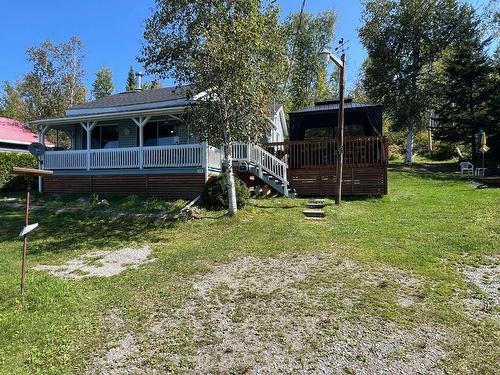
[335,51,346,205]
[320,39,347,204]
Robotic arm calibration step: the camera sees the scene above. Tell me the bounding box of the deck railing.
[43,143,223,171]
[263,136,388,169]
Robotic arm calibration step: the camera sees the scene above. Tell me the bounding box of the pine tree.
[433,6,495,161]
[92,67,114,99]
[126,66,136,91]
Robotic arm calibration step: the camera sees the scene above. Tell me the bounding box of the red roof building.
[0,117,53,152]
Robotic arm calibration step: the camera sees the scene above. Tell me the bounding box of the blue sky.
[0,0,490,95]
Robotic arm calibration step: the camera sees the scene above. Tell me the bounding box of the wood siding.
[289,166,387,197]
[43,173,205,200]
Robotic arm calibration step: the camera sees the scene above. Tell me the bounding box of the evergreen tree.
[92,67,114,99]
[126,66,136,91]
[433,6,496,161]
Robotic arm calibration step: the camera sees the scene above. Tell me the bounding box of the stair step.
[305,216,325,221]
[307,203,325,209]
[303,209,325,218]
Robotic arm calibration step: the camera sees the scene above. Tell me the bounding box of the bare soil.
[34,247,153,279]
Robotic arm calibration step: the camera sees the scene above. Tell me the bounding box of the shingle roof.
[0,117,53,145]
[290,99,382,114]
[69,85,194,111]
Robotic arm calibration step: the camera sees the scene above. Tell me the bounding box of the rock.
[98,199,110,206]
[178,206,202,221]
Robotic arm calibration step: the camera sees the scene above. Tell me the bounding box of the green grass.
[0,161,498,374]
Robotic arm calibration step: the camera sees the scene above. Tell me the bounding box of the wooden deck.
[263,137,388,197]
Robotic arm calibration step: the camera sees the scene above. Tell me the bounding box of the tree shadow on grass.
[0,208,173,256]
[389,161,467,182]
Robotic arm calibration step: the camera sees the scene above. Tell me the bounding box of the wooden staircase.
[233,143,296,198]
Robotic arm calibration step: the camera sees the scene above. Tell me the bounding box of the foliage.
[0,152,37,192]
[0,37,86,123]
[142,79,163,90]
[91,67,114,99]
[201,174,249,210]
[0,82,26,121]
[141,0,287,215]
[432,5,497,162]
[283,10,337,111]
[359,0,461,165]
[126,66,136,91]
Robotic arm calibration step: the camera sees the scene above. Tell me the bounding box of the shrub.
[202,173,250,210]
[0,152,38,192]
[429,142,458,161]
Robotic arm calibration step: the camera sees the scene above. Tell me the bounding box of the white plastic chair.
[460,162,474,176]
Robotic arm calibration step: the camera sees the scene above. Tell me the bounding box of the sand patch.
[34,246,153,279]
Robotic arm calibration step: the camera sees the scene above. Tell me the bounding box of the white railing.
[207,146,223,170]
[232,143,288,196]
[143,144,203,168]
[43,150,87,170]
[43,143,223,171]
[91,147,140,169]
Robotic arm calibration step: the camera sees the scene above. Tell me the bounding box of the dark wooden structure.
[264,99,388,197]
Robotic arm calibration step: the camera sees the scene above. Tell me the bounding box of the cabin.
[0,117,53,153]
[262,99,388,196]
[32,86,387,200]
[32,85,289,199]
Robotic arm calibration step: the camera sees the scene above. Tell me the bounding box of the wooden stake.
[20,178,32,296]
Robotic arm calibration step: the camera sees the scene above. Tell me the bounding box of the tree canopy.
[0,36,86,122]
[92,67,114,99]
[284,10,337,111]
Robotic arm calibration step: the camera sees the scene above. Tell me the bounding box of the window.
[141,120,178,146]
[82,125,119,149]
[304,127,334,140]
[345,124,365,137]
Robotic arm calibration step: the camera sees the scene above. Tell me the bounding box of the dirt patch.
[85,310,141,375]
[463,263,500,306]
[34,247,153,279]
[136,252,451,374]
[462,262,500,321]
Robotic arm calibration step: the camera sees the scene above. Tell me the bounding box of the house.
[32,84,290,199]
[0,117,53,153]
[264,99,388,196]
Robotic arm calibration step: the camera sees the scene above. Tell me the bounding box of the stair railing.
[233,143,289,196]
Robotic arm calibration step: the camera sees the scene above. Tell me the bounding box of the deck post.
[80,121,96,171]
[132,116,151,169]
[37,125,50,193]
[201,142,208,181]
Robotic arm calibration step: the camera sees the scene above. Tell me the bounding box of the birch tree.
[141,0,286,216]
[359,0,459,165]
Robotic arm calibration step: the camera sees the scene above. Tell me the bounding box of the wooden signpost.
[11,167,53,295]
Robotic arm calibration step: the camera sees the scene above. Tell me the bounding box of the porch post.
[81,121,96,171]
[38,125,50,193]
[132,116,150,169]
[202,142,209,181]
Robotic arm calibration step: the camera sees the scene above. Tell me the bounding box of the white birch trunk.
[224,141,238,216]
[404,127,415,166]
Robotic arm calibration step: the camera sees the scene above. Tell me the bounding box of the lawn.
[0,161,498,374]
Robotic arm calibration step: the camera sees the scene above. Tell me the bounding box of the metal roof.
[0,117,53,145]
[290,99,382,115]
